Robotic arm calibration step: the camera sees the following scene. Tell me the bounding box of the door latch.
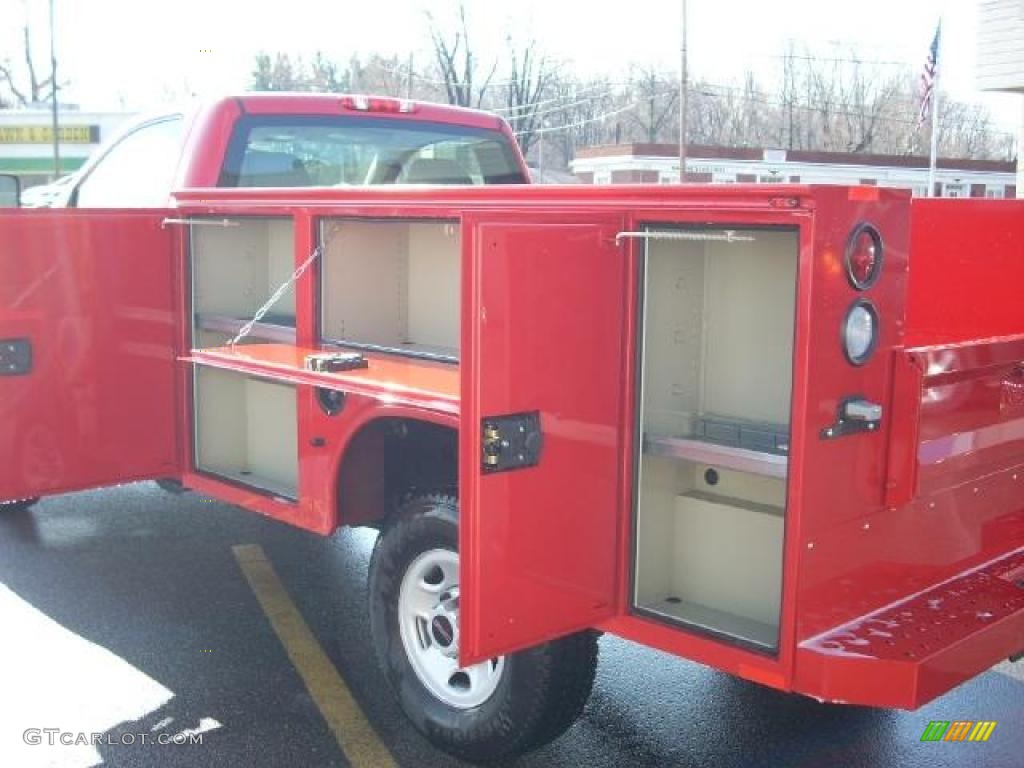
[481,411,543,473]
[821,396,883,439]
[0,338,31,376]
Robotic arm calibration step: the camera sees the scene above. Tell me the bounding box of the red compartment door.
[0,210,180,501]
[460,213,628,663]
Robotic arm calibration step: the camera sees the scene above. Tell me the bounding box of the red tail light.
[845,222,883,289]
[340,95,417,114]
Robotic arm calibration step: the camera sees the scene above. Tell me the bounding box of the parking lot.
[1,483,1021,768]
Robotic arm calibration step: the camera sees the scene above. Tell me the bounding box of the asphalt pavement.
[1,483,1021,767]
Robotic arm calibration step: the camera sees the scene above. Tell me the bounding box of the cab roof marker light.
[340,96,418,114]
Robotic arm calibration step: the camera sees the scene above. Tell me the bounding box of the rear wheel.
[0,497,38,513]
[368,492,598,763]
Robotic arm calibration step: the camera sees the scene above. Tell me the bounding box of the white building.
[0,109,133,188]
[978,0,1024,195]
[571,144,1017,198]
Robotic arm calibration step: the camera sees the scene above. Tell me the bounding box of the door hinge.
[0,338,32,376]
[481,412,543,473]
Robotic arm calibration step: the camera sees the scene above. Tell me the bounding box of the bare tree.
[248,38,1016,170]
[309,52,348,92]
[349,54,409,96]
[0,23,56,106]
[425,3,497,108]
[250,53,275,90]
[834,56,903,153]
[538,76,618,168]
[624,67,678,144]
[250,51,350,92]
[500,38,555,155]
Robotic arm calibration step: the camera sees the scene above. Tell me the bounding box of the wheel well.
[336,418,457,528]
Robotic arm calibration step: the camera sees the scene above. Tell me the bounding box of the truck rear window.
[219,115,526,187]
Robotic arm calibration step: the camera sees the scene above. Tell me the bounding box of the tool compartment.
[632,226,798,651]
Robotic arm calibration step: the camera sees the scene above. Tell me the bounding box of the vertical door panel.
[0,210,179,500]
[460,214,627,663]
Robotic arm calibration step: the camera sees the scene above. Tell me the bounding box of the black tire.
[369,492,598,763]
[0,497,39,513]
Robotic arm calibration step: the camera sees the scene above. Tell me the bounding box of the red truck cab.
[33,93,529,208]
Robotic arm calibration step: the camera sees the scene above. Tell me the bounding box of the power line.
[510,81,1016,146]
[504,90,618,121]
[493,82,612,114]
[344,55,1015,145]
[513,90,679,137]
[765,54,911,67]
[692,82,1017,138]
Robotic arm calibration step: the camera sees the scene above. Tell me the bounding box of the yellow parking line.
[233,544,396,768]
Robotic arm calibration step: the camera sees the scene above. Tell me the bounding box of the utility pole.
[678,0,688,183]
[49,0,60,179]
[407,52,414,100]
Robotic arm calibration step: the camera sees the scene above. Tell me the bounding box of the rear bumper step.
[795,549,1024,709]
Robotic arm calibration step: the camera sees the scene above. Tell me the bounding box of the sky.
[1,0,1020,134]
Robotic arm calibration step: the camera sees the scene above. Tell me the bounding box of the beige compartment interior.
[320,219,460,359]
[634,227,798,650]
[191,217,296,348]
[194,365,298,498]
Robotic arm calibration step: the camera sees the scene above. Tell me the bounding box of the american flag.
[917,22,941,130]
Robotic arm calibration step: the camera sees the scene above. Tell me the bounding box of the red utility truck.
[1,122,1023,761]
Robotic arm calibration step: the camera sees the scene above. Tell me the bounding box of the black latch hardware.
[0,338,31,376]
[305,352,368,373]
[821,396,883,440]
[481,411,543,473]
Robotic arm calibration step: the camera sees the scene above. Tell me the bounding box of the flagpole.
[927,77,940,197]
[926,22,942,197]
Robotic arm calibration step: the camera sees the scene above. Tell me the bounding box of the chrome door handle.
[843,399,883,423]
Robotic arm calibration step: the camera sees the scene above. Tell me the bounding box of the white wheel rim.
[397,548,505,709]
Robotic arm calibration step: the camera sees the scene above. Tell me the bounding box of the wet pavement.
[1,483,1021,767]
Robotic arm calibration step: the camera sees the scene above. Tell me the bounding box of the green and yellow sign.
[0,125,99,145]
[921,720,997,742]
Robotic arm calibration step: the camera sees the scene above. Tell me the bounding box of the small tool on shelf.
[305,352,369,373]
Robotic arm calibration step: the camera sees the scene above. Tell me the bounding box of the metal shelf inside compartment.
[202,467,297,502]
[196,312,297,344]
[643,416,789,479]
[641,597,779,651]
[692,414,789,455]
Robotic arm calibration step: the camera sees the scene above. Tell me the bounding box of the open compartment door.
[0,210,180,501]
[460,213,628,663]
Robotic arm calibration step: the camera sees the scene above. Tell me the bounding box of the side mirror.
[0,174,21,207]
